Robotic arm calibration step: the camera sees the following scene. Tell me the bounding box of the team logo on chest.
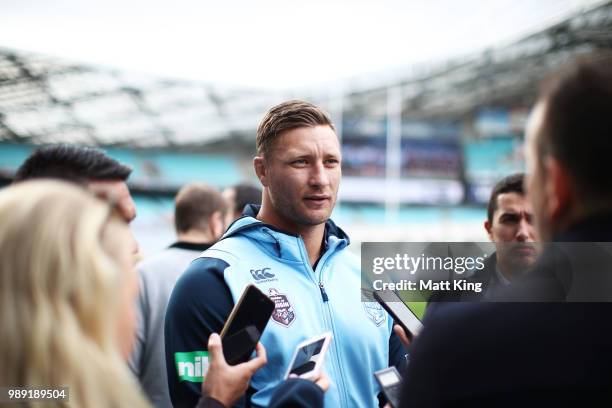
[363,302,386,327]
[249,267,277,283]
[268,288,296,327]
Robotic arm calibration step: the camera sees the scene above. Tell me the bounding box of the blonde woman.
[0,180,148,407]
[0,179,322,408]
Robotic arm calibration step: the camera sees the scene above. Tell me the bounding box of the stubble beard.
[272,193,335,228]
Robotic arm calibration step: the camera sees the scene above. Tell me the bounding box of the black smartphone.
[373,290,423,339]
[220,284,275,365]
[374,367,403,408]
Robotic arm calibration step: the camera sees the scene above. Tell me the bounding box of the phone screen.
[377,369,401,386]
[289,338,325,376]
[374,367,403,408]
[375,291,423,336]
[221,285,275,365]
[222,285,275,339]
[385,301,423,336]
[222,326,260,365]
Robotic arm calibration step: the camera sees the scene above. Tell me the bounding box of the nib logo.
[174,351,209,382]
[250,267,276,281]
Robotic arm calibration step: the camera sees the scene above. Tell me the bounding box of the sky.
[0,0,603,90]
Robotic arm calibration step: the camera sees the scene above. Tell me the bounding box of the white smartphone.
[284,332,333,380]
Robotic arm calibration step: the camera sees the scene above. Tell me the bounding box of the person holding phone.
[165,100,407,407]
[0,179,325,408]
[202,333,329,408]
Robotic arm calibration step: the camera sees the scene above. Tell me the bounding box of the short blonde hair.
[256,100,335,156]
[0,180,148,408]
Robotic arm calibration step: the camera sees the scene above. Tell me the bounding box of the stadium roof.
[0,1,611,147]
[0,52,285,147]
[1,0,605,88]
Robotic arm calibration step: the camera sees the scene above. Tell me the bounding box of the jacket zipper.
[318,282,329,302]
[297,236,350,408]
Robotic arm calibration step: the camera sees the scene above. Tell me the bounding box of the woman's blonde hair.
[0,180,149,408]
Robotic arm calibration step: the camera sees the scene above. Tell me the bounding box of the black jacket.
[400,214,612,407]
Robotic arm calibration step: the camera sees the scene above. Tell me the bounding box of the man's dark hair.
[14,144,132,184]
[175,182,226,234]
[233,183,262,215]
[487,173,525,224]
[536,53,612,200]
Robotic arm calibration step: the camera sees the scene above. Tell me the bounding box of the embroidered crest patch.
[363,302,386,326]
[268,288,296,327]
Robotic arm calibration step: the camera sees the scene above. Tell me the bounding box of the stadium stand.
[1,1,611,249]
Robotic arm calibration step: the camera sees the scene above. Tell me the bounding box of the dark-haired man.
[15,144,139,259]
[477,173,538,296]
[423,174,538,314]
[400,54,612,406]
[222,183,262,226]
[165,101,406,407]
[15,144,136,223]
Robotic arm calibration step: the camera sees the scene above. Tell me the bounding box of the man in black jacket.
[400,53,612,407]
[476,172,538,298]
[424,174,538,313]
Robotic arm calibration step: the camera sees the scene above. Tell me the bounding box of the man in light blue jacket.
[165,100,407,408]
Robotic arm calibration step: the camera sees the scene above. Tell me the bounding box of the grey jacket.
[129,242,212,408]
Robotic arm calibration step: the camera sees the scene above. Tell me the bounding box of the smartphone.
[373,290,423,339]
[220,284,275,365]
[221,325,261,365]
[374,367,403,408]
[284,332,333,380]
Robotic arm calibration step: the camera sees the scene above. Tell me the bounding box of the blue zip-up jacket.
[165,206,407,408]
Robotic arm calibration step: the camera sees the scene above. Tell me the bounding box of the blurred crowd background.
[1,0,611,256]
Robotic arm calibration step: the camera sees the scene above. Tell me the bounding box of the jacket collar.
[220,204,350,262]
[168,241,214,251]
[225,204,350,243]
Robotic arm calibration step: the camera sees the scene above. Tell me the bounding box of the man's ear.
[209,211,225,240]
[484,220,494,242]
[544,156,572,223]
[253,156,268,187]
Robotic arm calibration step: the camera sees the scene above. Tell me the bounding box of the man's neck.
[496,257,532,283]
[495,263,514,286]
[551,199,612,240]
[177,230,215,244]
[257,206,326,267]
[299,225,326,267]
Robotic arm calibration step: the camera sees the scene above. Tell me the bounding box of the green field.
[406,301,427,320]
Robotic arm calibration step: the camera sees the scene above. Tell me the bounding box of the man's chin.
[302,215,331,226]
[509,256,537,272]
[296,210,332,227]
